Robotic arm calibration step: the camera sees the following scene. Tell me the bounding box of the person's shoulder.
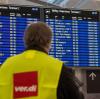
[4,53,22,63]
[62,64,74,73]
[61,64,75,79]
[47,55,63,64]
[0,53,22,69]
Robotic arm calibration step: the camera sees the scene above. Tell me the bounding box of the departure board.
[0,6,100,67]
[0,5,40,64]
[44,8,100,67]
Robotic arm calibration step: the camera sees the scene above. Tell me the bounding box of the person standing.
[0,22,84,99]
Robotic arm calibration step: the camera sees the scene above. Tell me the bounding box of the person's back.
[0,49,63,99]
[0,22,84,99]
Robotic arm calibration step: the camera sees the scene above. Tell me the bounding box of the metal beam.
[27,0,62,8]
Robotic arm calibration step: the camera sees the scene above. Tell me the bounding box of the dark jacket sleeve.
[57,64,84,99]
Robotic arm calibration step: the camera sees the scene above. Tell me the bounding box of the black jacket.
[57,65,84,99]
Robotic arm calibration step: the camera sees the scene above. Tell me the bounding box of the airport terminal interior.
[0,0,100,99]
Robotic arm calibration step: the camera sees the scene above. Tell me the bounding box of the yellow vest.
[0,50,63,99]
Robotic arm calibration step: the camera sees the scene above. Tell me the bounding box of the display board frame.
[0,4,100,67]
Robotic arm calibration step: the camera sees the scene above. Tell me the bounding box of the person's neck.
[44,47,49,54]
[25,46,49,54]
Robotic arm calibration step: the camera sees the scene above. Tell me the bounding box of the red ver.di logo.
[13,71,38,98]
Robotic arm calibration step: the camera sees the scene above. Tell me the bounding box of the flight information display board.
[44,8,100,67]
[0,5,40,64]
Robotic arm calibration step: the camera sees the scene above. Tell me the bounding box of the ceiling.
[1,0,100,10]
[27,0,100,10]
